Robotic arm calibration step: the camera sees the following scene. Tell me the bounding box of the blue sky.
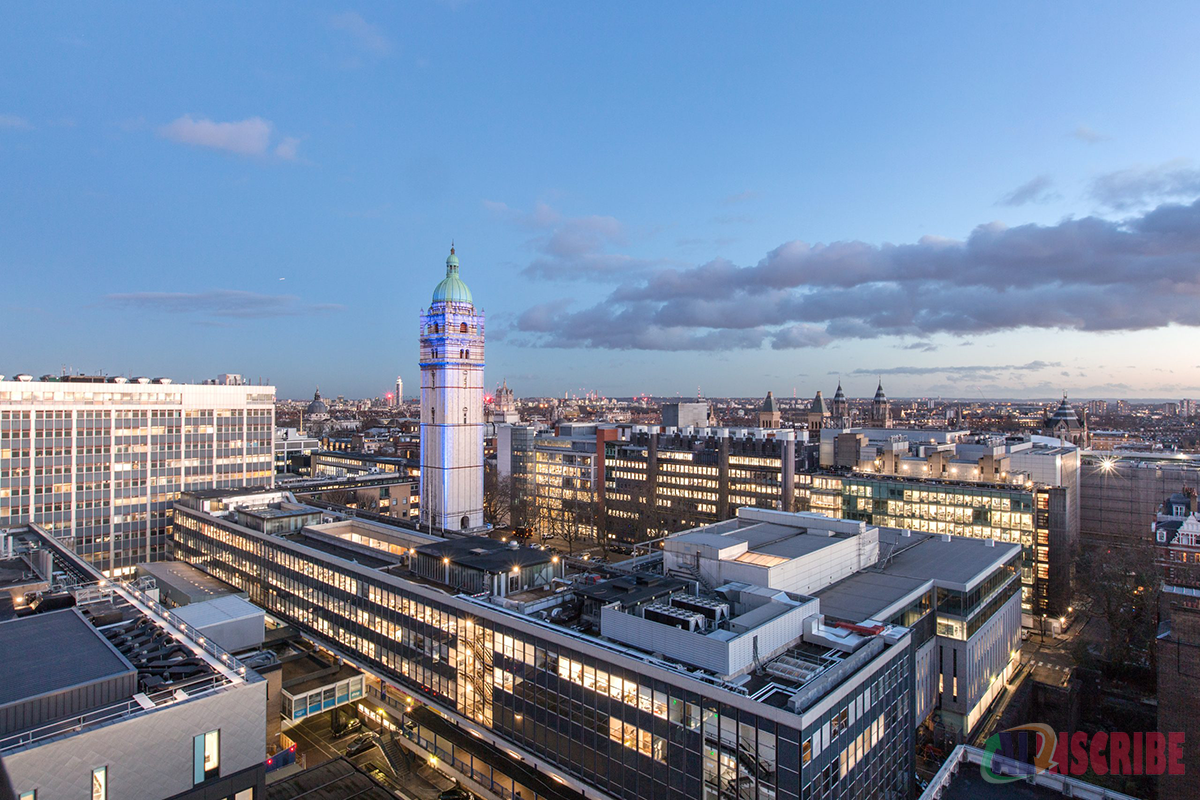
[4,2,1200,401]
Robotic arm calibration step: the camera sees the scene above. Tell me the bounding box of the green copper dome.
[432,246,473,305]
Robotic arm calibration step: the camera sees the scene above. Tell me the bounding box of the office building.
[522,422,618,543]
[274,427,320,474]
[798,471,1071,622]
[605,425,800,542]
[177,490,1022,799]
[802,429,1079,621]
[662,401,711,429]
[0,376,275,575]
[419,246,485,532]
[311,450,418,478]
[0,525,266,800]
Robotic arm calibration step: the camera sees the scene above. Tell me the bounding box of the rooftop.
[415,537,555,572]
[0,608,134,711]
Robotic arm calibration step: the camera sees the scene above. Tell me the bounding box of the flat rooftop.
[138,561,240,603]
[815,529,1020,623]
[281,656,361,696]
[0,608,134,709]
[876,528,1019,588]
[416,538,555,572]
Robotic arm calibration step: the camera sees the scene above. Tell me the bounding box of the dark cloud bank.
[513,196,1200,352]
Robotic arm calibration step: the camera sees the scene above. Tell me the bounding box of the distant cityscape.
[1,248,1196,800]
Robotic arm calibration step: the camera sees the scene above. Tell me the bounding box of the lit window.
[91,767,107,800]
[193,730,220,784]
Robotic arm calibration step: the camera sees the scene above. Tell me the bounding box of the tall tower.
[871,380,892,428]
[420,246,485,532]
[830,381,850,427]
[394,376,403,407]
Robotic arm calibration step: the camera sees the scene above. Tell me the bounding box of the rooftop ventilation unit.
[643,603,706,633]
[765,656,823,684]
[671,595,730,625]
[101,616,213,692]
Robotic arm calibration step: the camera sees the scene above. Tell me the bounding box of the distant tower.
[870,380,892,428]
[420,246,485,531]
[758,391,781,428]
[807,390,830,431]
[394,376,403,407]
[1043,391,1088,447]
[830,381,849,425]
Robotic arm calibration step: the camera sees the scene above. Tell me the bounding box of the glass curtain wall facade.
[0,381,274,574]
[173,507,914,800]
[797,473,1068,617]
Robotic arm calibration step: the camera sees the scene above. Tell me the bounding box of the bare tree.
[354,490,380,513]
[1075,544,1161,668]
[322,488,355,508]
[483,464,513,527]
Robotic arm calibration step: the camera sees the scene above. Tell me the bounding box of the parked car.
[345,732,378,757]
[438,788,474,800]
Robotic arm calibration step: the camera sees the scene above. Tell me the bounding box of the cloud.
[329,11,390,55]
[901,342,939,353]
[997,175,1058,206]
[485,200,666,280]
[723,190,759,205]
[512,195,1200,351]
[0,114,32,130]
[275,136,301,160]
[105,291,343,319]
[849,362,1061,377]
[1091,159,1200,210]
[158,115,301,160]
[159,115,272,156]
[1072,125,1107,144]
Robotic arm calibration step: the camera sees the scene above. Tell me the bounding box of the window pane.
[91,767,107,800]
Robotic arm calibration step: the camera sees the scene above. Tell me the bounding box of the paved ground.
[283,711,451,800]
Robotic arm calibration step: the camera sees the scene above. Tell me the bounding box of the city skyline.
[5,3,1200,399]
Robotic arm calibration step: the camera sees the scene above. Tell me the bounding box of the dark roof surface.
[416,538,554,572]
[0,608,134,706]
[574,574,688,606]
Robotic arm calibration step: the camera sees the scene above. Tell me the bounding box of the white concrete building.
[419,247,485,532]
[0,377,275,574]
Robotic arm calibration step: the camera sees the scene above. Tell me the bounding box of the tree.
[354,490,380,513]
[322,488,355,508]
[1075,544,1162,668]
[483,464,514,527]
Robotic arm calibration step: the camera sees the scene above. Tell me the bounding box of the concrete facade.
[0,378,275,574]
[3,674,266,800]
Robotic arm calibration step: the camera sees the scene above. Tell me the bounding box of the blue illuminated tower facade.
[419,246,485,531]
